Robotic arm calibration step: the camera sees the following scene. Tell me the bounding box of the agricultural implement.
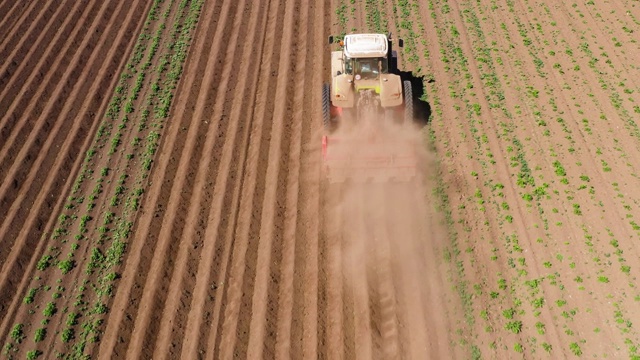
[321,33,418,183]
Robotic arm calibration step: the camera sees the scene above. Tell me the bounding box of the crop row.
[3,0,204,358]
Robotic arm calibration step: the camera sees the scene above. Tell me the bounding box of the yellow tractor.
[321,33,417,183]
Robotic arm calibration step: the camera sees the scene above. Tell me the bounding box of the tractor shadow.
[398,70,433,127]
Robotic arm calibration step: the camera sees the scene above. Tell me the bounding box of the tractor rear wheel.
[322,83,331,130]
[403,80,413,124]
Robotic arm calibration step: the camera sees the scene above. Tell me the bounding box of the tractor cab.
[345,57,387,80]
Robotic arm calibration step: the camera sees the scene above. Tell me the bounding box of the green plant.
[36,255,53,271]
[23,288,37,304]
[61,328,74,343]
[26,350,42,360]
[570,342,582,356]
[505,320,523,334]
[43,302,57,317]
[10,324,24,343]
[66,313,79,327]
[58,259,75,274]
[514,343,523,353]
[34,328,46,342]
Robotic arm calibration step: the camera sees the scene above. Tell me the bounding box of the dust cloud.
[322,117,456,357]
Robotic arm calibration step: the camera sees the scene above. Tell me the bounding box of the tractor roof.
[343,33,388,58]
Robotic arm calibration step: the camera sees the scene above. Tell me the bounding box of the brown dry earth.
[1,0,462,360]
[16,0,640,358]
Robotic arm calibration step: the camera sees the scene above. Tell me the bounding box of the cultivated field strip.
[0,0,149,307]
[0,1,30,38]
[0,0,152,357]
[397,0,640,357]
[97,0,328,358]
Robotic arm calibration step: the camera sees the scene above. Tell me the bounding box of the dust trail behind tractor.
[321,121,421,183]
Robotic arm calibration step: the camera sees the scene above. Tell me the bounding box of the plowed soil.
[3,0,640,359]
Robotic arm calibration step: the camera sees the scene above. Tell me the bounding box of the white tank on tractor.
[321,33,417,183]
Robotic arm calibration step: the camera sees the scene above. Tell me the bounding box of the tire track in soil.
[392,183,447,359]
[0,0,145,302]
[96,0,243,358]
[321,184,346,360]
[0,0,87,172]
[370,198,401,360]
[394,9,466,355]
[349,187,374,360]
[243,0,302,357]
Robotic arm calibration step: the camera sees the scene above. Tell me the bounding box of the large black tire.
[403,80,413,124]
[322,83,331,130]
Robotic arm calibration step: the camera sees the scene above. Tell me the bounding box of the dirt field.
[3,0,640,359]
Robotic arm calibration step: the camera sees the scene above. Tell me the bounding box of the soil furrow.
[122,13,248,355]
[243,0,301,357]
[157,0,255,356]
[206,0,285,358]
[0,0,117,218]
[322,184,346,360]
[0,0,149,355]
[296,0,330,357]
[0,0,28,38]
[0,0,93,173]
[273,0,310,355]
[96,1,241,358]
[0,0,138,298]
[0,0,77,116]
[289,0,328,357]
[131,0,264,357]
[149,0,267,354]
[0,0,50,64]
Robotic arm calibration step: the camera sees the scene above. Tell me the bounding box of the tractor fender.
[379,74,403,108]
[331,74,355,108]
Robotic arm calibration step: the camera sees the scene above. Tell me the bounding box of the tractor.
[321,33,417,183]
